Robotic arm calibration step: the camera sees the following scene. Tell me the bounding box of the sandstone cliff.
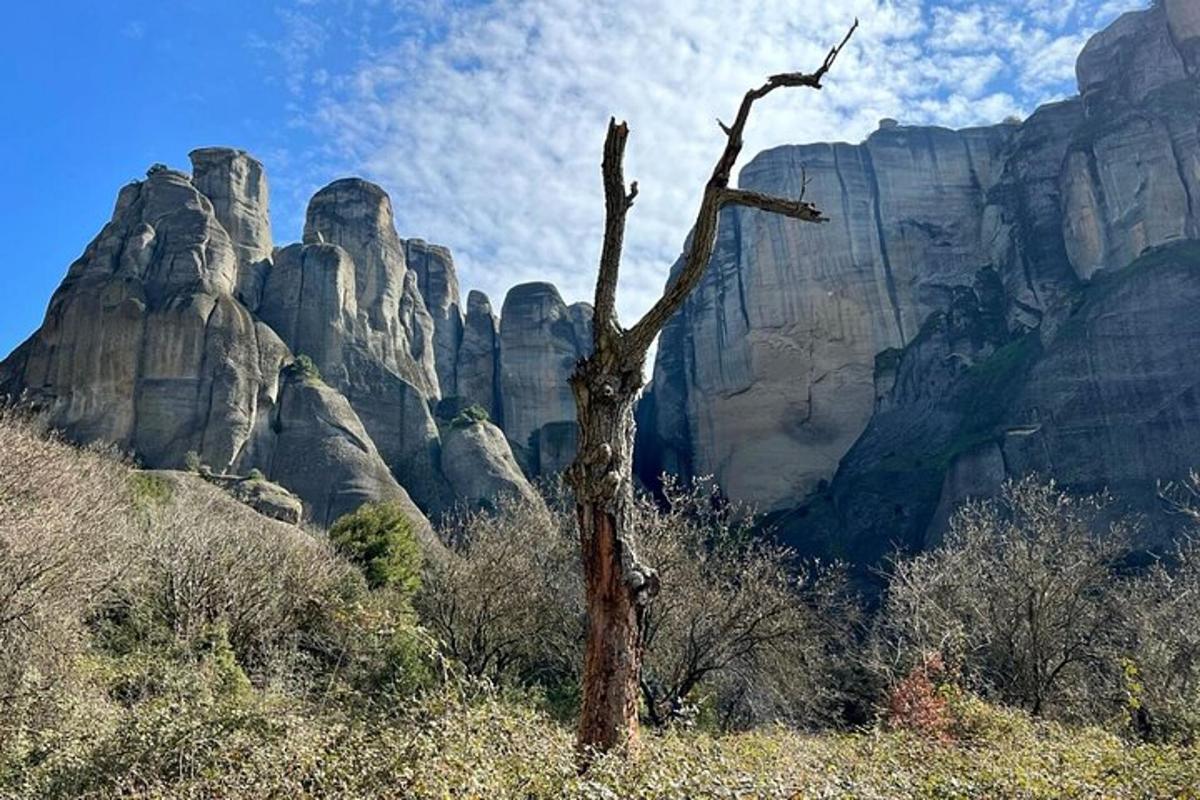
[0,150,579,530]
[641,0,1200,559]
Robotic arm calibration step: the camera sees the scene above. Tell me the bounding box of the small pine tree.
[329,502,422,595]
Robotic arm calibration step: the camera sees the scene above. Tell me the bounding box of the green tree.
[329,502,422,595]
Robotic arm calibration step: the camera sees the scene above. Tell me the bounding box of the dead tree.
[565,20,859,756]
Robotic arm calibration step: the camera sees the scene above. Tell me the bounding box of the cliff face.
[1,151,586,528]
[641,123,1019,509]
[499,282,593,467]
[641,0,1200,557]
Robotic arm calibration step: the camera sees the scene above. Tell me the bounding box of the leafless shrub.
[873,476,1134,721]
[420,477,858,730]
[0,410,368,711]
[637,477,857,729]
[111,475,358,673]
[417,486,582,688]
[0,410,134,705]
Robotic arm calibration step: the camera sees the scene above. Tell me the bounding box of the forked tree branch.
[618,18,859,357]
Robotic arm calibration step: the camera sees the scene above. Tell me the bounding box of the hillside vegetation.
[2,412,1200,798]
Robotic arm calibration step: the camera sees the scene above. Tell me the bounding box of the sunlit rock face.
[499,282,592,464]
[0,152,561,528]
[189,147,274,308]
[640,0,1200,558]
[644,123,1018,512]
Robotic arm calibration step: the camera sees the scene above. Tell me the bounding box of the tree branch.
[624,19,858,356]
[720,188,827,223]
[593,117,635,344]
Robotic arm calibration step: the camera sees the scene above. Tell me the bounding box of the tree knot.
[625,565,660,604]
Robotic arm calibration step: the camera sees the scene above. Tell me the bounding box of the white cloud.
[270,0,1144,328]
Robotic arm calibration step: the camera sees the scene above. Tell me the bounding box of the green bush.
[287,354,322,383]
[184,450,202,473]
[246,468,265,482]
[329,502,422,594]
[449,403,490,429]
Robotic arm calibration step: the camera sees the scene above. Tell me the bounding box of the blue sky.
[0,0,1140,357]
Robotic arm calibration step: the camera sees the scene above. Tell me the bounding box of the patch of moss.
[873,333,1041,476]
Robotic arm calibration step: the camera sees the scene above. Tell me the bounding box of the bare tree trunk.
[569,353,655,752]
[567,20,858,758]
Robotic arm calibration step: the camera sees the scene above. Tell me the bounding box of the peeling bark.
[567,19,857,759]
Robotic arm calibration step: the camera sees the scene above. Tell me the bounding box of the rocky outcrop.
[642,0,1200,559]
[201,471,304,525]
[406,239,463,398]
[0,165,270,471]
[1,154,496,536]
[455,290,502,422]
[499,283,592,463]
[643,123,1018,510]
[1003,242,1200,507]
[189,148,273,308]
[302,178,439,396]
[0,145,596,531]
[1063,3,1200,281]
[257,197,448,514]
[256,365,432,540]
[439,418,543,512]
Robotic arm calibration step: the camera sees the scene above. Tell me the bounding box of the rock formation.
[455,290,502,423]
[499,282,593,465]
[640,0,1200,560]
[7,0,1193,563]
[406,239,464,398]
[189,147,273,308]
[0,151,572,533]
[439,417,545,512]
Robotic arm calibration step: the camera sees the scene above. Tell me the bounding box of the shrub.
[246,468,265,482]
[449,404,490,429]
[1117,535,1200,743]
[418,489,581,706]
[129,472,173,510]
[420,478,859,730]
[637,477,859,730]
[0,411,133,712]
[99,476,361,675]
[873,476,1134,722]
[286,354,322,383]
[329,502,422,595]
[184,450,202,473]
[885,653,953,742]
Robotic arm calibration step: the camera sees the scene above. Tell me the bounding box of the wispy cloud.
[122,20,146,40]
[266,0,1140,325]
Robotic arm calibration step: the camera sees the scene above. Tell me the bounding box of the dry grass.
[2,412,1199,798]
